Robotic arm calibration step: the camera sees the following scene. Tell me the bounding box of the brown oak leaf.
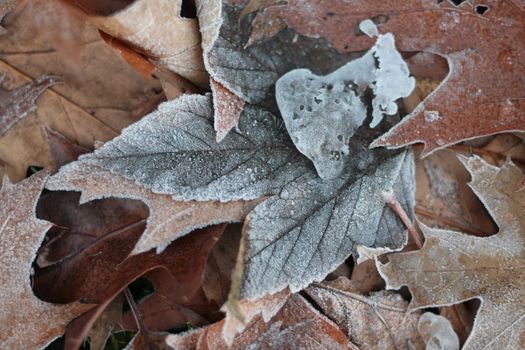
[166,293,352,349]
[305,277,424,350]
[0,172,92,349]
[0,0,163,181]
[32,189,226,305]
[377,156,525,349]
[88,0,209,87]
[262,0,525,155]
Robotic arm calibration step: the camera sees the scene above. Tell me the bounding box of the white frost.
[424,110,441,122]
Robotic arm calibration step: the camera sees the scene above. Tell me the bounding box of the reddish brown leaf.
[33,190,226,305]
[63,295,122,350]
[120,269,215,332]
[63,224,225,349]
[244,9,286,48]
[34,191,148,269]
[60,0,135,16]
[264,0,525,155]
[99,30,156,79]
[88,0,208,86]
[0,0,163,182]
[518,175,525,192]
[210,79,245,142]
[44,127,91,170]
[415,149,497,236]
[202,224,242,306]
[166,294,352,350]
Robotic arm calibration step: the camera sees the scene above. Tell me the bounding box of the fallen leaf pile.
[0,0,523,349]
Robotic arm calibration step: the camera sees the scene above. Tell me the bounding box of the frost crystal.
[276,21,415,179]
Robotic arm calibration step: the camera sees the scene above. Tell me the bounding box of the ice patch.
[276,23,415,179]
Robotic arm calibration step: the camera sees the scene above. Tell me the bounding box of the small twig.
[124,288,153,345]
[382,189,424,249]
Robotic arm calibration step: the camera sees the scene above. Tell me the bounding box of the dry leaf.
[46,163,258,255]
[377,156,525,349]
[222,288,290,345]
[33,190,225,305]
[98,30,156,79]
[0,74,61,135]
[44,126,91,170]
[244,9,285,48]
[261,0,525,155]
[33,190,148,300]
[415,150,497,236]
[202,224,242,305]
[0,0,163,181]
[350,259,385,295]
[63,295,124,350]
[0,64,116,181]
[0,172,92,349]
[54,94,415,300]
[155,65,201,100]
[306,277,423,350]
[481,134,525,166]
[0,0,162,130]
[0,0,16,35]
[65,231,223,349]
[119,268,215,333]
[166,293,352,350]
[210,78,245,142]
[0,0,162,125]
[84,296,124,349]
[88,0,208,86]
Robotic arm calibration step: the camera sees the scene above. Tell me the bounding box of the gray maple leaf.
[57,94,309,202]
[53,94,414,299]
[240,145,414,297]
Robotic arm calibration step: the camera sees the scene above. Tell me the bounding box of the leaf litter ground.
[0,0,524,349]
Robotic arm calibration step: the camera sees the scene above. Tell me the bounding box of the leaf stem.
[382,189,423,249]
